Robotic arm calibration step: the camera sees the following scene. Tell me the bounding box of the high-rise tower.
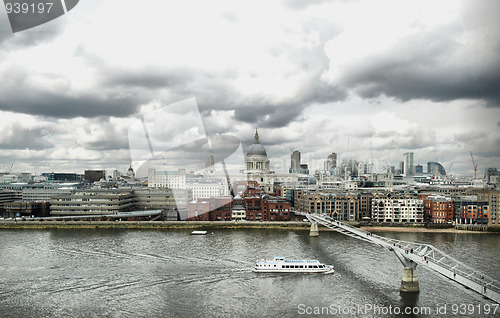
[290,151,301,171]
[403,152,414,176]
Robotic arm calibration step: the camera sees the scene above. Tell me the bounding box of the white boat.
[253,256,334,273]
[190,230,207,235]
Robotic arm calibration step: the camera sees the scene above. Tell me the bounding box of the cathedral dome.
[248,143,267,156]
[246,129,267,156]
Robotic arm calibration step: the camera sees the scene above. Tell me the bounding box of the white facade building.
[187,178,229,200]
[371,198,423,223]
[148,169,187,189]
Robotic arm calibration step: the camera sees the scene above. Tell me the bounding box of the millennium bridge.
[295,211,500,304]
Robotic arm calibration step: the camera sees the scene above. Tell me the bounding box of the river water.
[0,229,499,318]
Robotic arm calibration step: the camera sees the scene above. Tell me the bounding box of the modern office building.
[42,172,83,182]
[289,150,309,174]
[327,153,337,173]
[484,167,499,183]
[50,190,135,216]
[427,162,446,176]
[403,152,414,176]
[415,164,423,174]
[84,170,105,183]
[22,187,74,202]
[134,188,190,211]
[290,150,301,171]
[397,162,405,175]
[0,189,22,217]
[3,201,50,218]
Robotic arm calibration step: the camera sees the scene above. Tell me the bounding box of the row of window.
[256,264,325,269]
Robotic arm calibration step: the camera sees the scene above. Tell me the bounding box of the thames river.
[0,229,499,317]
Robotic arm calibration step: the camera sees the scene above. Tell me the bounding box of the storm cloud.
[0,0,499,175]
[322,0,500,106]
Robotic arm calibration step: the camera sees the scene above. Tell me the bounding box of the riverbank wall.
[0,220,313,230]
[1,220,499,233]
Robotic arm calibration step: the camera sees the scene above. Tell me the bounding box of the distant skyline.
[0,0,499,177]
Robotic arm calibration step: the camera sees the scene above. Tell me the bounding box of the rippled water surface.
[0,229,499,317]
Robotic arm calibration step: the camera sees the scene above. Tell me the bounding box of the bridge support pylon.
[401,267,419,293]
[393,250,419,293]
[309,222,319,237]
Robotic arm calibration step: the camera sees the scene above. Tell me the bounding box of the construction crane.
[446,162,453,176]
[470,151,477,179]
[8,161,15,174]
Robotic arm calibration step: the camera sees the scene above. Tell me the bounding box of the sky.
[0,0,499,177]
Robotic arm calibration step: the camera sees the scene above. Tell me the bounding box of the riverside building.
[50,190,135,216]
[371,196,423,223]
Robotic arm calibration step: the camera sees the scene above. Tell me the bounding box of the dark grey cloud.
[0,124,53,150]
[230,78,345,129]
[82,138,128,151]
[344,57,500,106]
[0,83,146,118]
[331,2,500,107]
[103,68,195,90]
[477,147,500,159]
[453,131,488,144]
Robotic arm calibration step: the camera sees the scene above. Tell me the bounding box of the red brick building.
[187,197,232,221]
[187,199,211,221]
[241,184,266,221]
[264,198,290,221]
[423,195,454,224]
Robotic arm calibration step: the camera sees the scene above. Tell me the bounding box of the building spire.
[254,128,260,144]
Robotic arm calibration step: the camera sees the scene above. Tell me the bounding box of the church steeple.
[254,129,260,144]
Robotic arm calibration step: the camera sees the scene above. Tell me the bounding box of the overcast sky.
[0,0,499,177]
